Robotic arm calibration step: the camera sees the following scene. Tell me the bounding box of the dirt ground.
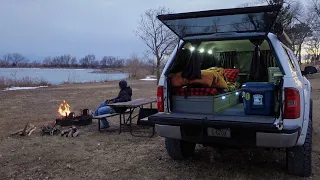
[0,78,320,180]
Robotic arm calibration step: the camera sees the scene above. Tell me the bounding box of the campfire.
[55,100,92,126]
[58,100,71,117]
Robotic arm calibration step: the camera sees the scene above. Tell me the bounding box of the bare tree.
[80,54,96,68]
[126,54,150,79]
[43,56,52,67]
[3,53,28,67]
[136,7,178,82]
[61,54,72,67]
[1,54,11,67]
[305,33,320,64]
[114,58,125,68]
[126,55,141,78]
[254,0,312,64]
[100,56,107,68]
[70,56,77,67]
[105,56,116,68]
[11,53,28,66]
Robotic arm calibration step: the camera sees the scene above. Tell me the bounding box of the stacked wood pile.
[11,123,82,138]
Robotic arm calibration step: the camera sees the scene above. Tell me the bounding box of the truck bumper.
[151,114,300,148]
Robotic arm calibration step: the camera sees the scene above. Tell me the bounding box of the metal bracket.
[275,118,284,130]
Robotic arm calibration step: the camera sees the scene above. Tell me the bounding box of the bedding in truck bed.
[172,82,241,96]
[172,87,220,96]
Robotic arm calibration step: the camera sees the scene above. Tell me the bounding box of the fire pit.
[55,100,92,127]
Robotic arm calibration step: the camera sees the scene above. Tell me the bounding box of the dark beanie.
[119,80,127,89]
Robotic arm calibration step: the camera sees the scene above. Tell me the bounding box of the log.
[61,129,71,136]
[10,128,24,135]
[72,130,80,137]
[67,129,75,137]
[25,125,35,134]
[28,127,37,136]
[19,123,30,136]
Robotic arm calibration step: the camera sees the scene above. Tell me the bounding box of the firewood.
[67,129,75,137]
[25,125,35,134]
[10,128,24,135]
[28,127,37,136]
[72,130,80,137]
[19,123,30,136]
[61,129,71,136]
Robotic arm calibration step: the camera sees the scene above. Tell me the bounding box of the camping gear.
[172,91,241,114]
[268,67,283,84]
[242,82,276,116]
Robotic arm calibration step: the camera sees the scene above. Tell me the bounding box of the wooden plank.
[108,97,157,108]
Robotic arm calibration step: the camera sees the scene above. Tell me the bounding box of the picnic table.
[93,97,157,137]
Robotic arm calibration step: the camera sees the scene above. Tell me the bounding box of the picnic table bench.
[92,97,157,137]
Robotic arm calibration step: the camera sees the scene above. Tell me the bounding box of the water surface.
[0,68,128,84]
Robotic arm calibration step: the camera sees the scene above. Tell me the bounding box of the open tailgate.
[149,112,277,130]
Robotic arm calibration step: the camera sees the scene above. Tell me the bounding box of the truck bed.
[213,103,276,123]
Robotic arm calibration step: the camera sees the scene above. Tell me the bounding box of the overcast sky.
[0,0,259,61]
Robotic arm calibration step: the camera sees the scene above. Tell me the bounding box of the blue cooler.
[242,82,276,116]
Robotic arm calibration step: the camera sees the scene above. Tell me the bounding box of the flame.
[58,100,71,117]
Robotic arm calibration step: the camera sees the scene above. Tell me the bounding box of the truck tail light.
[157,86,164,112]
[284,88,300,119]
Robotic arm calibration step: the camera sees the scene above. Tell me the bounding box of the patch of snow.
[140,75,157,81]
[3,86,48,91]
[140,78,157,81]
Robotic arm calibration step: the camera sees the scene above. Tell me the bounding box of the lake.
[0,68,128,85]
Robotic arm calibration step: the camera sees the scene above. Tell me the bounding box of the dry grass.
[0,79,319,179]
[0,76,51,89]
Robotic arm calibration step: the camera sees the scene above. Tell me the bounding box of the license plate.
[207,128,231,138]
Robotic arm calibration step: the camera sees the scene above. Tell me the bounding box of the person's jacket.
[112,86,132,103]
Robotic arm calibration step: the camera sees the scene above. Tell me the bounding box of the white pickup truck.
[149,5,316,177]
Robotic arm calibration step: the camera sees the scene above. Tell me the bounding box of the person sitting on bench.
[94,80,132,129]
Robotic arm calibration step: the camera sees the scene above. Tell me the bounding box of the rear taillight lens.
[284,88,300,119]
[157,86,164,112]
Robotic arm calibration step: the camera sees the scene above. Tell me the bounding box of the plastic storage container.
[268,67,283,84]
[242,82,276,116]
[172,91,241,114]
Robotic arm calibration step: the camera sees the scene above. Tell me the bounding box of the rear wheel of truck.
[165,138,196,160]
[286,100,313,177]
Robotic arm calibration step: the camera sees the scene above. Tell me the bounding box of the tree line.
[0,53,129,69]
[0,52,159,79]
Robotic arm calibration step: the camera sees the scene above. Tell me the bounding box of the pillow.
[224,69,240,83]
